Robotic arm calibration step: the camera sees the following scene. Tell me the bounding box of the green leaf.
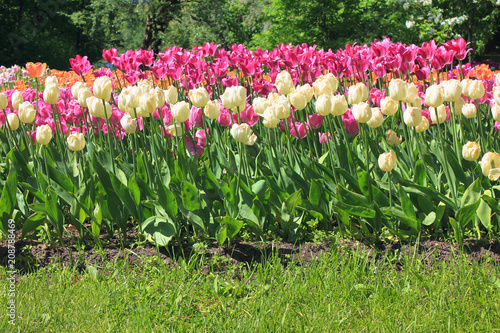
[477,196,492,231]
[110,172,140,221]
[456,200,481,229]
[422,212,436,226]
[157,183,178,218]
[338,184,370,208]
[461,178,481,208]
[45,188,63,235]
[333,200,376,218]
[22,213,46,237]
[398,184,416,219]
[0,167,18,233]
[141,216,177,246]
[414,159,427,186]
[309,180,322,207]
[181,180,202,211]
[128,175,141,205]
[251,179,267,200]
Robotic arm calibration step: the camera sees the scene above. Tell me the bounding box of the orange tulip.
[26,62,47,78]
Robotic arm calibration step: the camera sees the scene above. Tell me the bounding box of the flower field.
[1,37,500,247]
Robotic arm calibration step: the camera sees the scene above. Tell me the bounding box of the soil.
[2,227,500,276]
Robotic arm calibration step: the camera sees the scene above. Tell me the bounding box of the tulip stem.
[475,100,486,153]
[435,118,457,204]
[2,109,14,150]
[102,100,116,173]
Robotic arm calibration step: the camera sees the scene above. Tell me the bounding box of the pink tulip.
[309,114,323,129]
[69,55,93,76]
[342,110,359,135]
[319,132,331,145]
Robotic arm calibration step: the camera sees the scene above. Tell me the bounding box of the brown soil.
[1,227,500,275]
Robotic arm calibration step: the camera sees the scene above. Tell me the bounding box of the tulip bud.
[389,79,408,101]
[171,101,191,123]
[164,86,178,105]
[367,107,384,128]
[262,106,280,128]
[137,80,153,95]
[479,152,500,181]
[378,150,396,172]
[43,84,60,105]
[461,78,472,97]
[352,102,372,123]
[275,70,294,95]
[230,123,257,145]
[415,117,430,133]
[386,129,403,146]
[204,100,220,119]
[298,84,314,103]
[188,86,210,108]
[468,80,485,100]
[442,79,462,102]
[496,73,500,87]
[18,101,36,123]
[313,76,333,97]
[6,113,19,131]
[67,132,86,151]
[252,97,271,115]
[404,107,422,127]
[221,85,246,110]
[462,103,477,119]
[331,94,348,116]
[425,84,444,108]
[429,105,446,124]
[289,90,307,110]
[93,76,112,101]
[380,97,398,116]
[87,96,111,119]
[492,103,500,122]
[77,87,92,108]
[11,90,24,109]
[167,122,184,137]
[120,114,137,134]
[462,141,481,161]
[36,124,52,145]
[348,83,368,105]
[315,94,333,116]
[0,93,7,110]
[324,73,339,92]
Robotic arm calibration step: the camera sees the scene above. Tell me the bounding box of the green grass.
[1,244,500,332]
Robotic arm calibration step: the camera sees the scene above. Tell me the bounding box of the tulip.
[348,83,368,105]
[468,80,485,100]
[153,86,165,109]
[230,123,257,145]
[36,124,52,145]
[313,77,333,97]
[137,92,157,117]
[492,103,500,122]
[289,90,307,110]
[425,84,444,108]
[442,79,462,102]
[167,122,184,137]
[26,62,47,78]
[378,150,396,172]
[462,141,481,161]
[389,79,408,101]
[331,95,348,116]
[405,83,418,103]
[461,78,472,97]
[380,97,398,116]
[429,105,446,124]
[18,101,36,123]
[352,102,372,123]
[204,100,221,119]
[71,82,86,100]
[164,86,178,105]
[188,86,210,108]
[0,93,7,110]
[496,73,500,87]
[6,113,19,131]
[262,106,280,128]
[479,152,500,181]
[298,84,314,103]
[275,70,294,95]
[67,132,86,151]
[171,101,191,122]
[462,103,477,119]
[315,94,333,116]
[221,85,246,110]
[411,97,422,109]
[272,95,291,119]
[386,129,402,146]
[492,87,500,106]
[43,85,60,105]
[454,97,465,116]
[11,90,24,109]
[252,97,271,115]
[415,117,430,133]
[120,114,137,134]
[77,87,92,108]
[45,76,59,87]
[367,107,384,128]
[324,73,339,92]
[404,107,422,127]
[93,76,112,102]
